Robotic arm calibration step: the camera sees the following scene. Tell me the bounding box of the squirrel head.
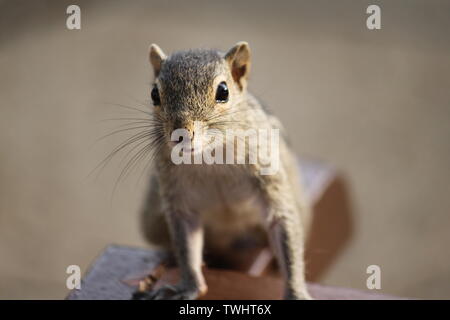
[148,42,251,149]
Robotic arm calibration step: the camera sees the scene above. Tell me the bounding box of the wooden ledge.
[67,245,405,300]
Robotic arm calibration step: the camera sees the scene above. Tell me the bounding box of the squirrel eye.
[215,81,229,103]
[151,85,160,106]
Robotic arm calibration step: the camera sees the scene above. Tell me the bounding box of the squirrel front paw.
[132,284,204,300]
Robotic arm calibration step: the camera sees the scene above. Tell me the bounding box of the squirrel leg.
[146,209,207,300]
[262,176,312,300]
[268,216,311,300]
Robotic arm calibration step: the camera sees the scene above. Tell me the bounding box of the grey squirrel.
[137,42,311,300]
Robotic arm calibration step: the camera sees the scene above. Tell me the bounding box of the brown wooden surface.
[67,245,406,300]
[151,267,404,300]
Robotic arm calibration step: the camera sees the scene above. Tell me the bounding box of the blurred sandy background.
[0,0,449,299]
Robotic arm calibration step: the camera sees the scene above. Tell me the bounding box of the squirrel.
[136,42,312,300]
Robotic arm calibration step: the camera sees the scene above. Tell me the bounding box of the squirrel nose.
[173,120,194,141]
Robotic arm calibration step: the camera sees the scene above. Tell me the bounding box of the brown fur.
[139,42,311,300]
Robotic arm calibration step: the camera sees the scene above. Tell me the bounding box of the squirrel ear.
[149,43,167,77]
[225,41,251,91]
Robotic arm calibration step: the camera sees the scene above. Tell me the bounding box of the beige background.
[0,0,449,299]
